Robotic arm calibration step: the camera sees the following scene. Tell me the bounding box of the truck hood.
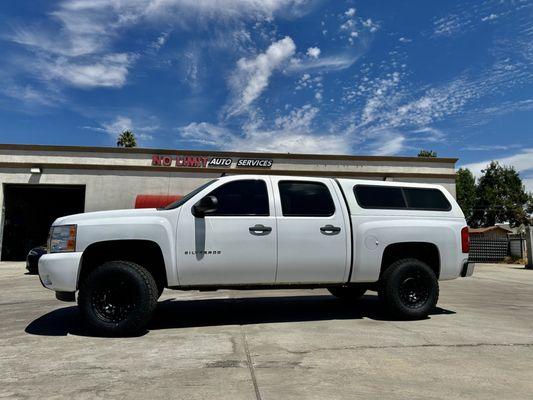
[53,208,160,226]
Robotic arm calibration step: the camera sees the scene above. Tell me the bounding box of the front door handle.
[320,225,341,234]
[249,224,272,234]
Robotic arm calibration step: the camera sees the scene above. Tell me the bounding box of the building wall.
[0,148,456,175]
[0,168,220,212]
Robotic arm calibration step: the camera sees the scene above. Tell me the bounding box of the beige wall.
[0,148,456,176]
[0,168,219,212]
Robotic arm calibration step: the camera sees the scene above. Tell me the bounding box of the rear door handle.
[249,224,272,234]
[320,225,341,234]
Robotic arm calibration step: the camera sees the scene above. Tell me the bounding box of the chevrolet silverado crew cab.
[39,175,473,335]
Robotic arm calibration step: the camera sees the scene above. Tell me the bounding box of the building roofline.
[0,143,458,164]
[0,161,457,179]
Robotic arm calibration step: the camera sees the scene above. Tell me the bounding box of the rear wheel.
[378,258,438,319]
[328,286,367,301]
[78,261,158,336]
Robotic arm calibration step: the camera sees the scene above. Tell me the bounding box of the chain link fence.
[468,233,526,263]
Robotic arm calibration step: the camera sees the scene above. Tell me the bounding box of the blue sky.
[0,0,532,189]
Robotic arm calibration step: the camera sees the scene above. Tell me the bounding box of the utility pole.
[526,226,533,269]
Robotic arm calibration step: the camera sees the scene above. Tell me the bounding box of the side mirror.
[192,195,218,218]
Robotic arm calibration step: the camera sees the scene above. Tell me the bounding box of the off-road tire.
[78,260,158,336]
[378,258,439,320]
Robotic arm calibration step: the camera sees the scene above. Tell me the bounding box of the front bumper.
[461,261,475,277]
[38,252,83,292]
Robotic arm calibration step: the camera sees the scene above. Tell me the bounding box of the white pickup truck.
[39,175,472,335]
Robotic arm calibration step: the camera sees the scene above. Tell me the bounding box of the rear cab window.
[353,185,451,211]
[278,181,335,216]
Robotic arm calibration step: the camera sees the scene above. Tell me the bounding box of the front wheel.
[78,261,158,336]
[378,258,439,320]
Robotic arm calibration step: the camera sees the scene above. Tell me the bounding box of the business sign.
[152,155,208,167]
[236,159,273,168]
[207,157,232,167]
[151,155,273,169]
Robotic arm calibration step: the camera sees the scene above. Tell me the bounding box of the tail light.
[461,226,470,253]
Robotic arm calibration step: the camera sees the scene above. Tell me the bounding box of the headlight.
[49,225,77,253]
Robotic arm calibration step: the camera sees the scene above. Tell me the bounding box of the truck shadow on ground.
[25,294,455,337]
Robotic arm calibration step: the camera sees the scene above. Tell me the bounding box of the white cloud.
[356,72,479,136]
[360,72,402,125]
[45,53,134,88]
[463,144,520,151]
[481,13,498,22]
[180,122,233,145]
[287,53,360,73]
[408,127,445,143]
[306,47,321,58]
[0,82,62,107]
[399,37,412,43]
[433,14,468,37]
[461,148,533,177]
[461,148,533,191]
[295,73,322,92]
[345,8,356,17]
[143,0,314,20]
[179,105,351,154]
[365,131,405,156]
[102,116,134,135]
[10,0,313,90]
[362,18,379,33]
[228,36,296,116]
[151,32,171,50]
[84,115,158,142]
[340,19,356,31]
[431,3,496,38]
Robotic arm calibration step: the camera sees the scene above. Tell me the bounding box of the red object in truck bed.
[135,195,182,209]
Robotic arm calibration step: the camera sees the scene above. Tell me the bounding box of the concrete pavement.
[1,262,532,399]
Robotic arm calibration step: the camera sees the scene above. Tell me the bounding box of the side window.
[403,188,451,211]
[353,185,451,211]
[207,180,269,216]
[279,181,335,217]
[353,185,406,209]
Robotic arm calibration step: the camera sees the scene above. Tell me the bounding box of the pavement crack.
[240,326,262,400]
[303,342,533,353]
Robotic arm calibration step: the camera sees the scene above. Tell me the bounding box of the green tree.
[417,149,437,157]
[456,168,476,225]
[116,130,137,148]
[472,161,530,227]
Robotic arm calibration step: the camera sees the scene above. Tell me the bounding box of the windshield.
[162,179,217,210]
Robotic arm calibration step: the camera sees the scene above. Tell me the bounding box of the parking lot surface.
[1,262,532,400]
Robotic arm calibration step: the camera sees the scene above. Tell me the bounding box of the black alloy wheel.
[379,258,439,320]
[398,275,430,309]
[91,277,137,323]
[78,261,158,336]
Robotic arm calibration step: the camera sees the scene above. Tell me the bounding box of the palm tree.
[417,149,437,157]
[117,130,137,148]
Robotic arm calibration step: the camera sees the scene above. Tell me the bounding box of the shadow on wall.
[25,294,455,338]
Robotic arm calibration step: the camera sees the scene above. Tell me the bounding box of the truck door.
[176,177,277,286]
[272,177,349,284]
